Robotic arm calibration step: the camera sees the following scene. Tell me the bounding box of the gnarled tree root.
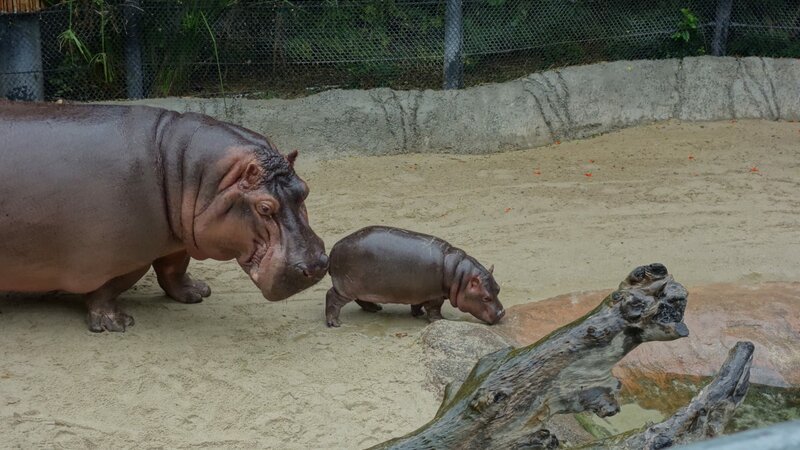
[372,264,752,450]
[586,341,754,449]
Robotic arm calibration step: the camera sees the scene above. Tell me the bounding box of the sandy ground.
[1,119,799,449]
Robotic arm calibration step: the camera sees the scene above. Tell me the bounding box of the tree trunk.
[589,341,754,449]
[373,263,693,449]
[373,264,755,449]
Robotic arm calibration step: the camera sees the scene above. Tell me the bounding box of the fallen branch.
[372,263,690,449]
[598,340,755,449]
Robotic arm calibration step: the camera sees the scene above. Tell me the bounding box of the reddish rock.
[496,282,800,388]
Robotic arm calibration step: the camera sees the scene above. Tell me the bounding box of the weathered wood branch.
[586,340,755,449]
[674,419,800,450]
[372,263,690,449]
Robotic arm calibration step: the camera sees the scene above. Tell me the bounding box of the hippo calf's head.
[192,147,328,301]
[456,264,505,325]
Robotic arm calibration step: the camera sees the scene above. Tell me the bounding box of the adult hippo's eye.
[257,201,273,216]
[483,296,493,303]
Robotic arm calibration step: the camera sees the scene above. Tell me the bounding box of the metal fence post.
[711,0,734,56]
[123,0,144,99]
[0,13,45,101]
[443,0,464,90]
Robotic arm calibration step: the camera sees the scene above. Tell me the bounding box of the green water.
[575,377,800,440]
[576,404,665,439]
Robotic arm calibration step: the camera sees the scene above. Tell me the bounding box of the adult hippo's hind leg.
[86,266,149,332]
[326,287,353,328]
[355,300,382,312]
[410,304,425,317]
[153,251,211,304]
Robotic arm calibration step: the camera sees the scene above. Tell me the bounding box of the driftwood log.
[372,263,753,450]
[585,341,755,449]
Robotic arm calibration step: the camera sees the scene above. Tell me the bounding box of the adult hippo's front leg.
[153,251,211,304]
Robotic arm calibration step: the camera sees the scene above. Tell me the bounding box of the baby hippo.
[325,226,505,327]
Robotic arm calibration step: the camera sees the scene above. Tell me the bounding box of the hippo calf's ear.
[240,162,264,190]
[468,275,482,293]
[286,150,299,168]
[488,264,494,274]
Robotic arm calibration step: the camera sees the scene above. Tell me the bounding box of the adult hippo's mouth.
[236,236,328,301]
[237,240,273,280]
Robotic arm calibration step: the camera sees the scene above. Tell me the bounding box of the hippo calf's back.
[329,226,450,303]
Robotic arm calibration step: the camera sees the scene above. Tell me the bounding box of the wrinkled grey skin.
[0,100,327,332]
[325,226,504,327]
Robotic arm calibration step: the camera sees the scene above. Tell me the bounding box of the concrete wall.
[109,56,800,158]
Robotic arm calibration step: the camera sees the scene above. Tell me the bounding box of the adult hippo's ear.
[240,162,264,190]
[286,150,299,168]
[488,264,494,274]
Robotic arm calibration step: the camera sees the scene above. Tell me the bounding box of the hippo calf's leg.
[86,266,149,332]
[410,304,425,317]
[423,299,445,322]
[355,300,382,312]
[325,288,353,328]
[153,251,211,304]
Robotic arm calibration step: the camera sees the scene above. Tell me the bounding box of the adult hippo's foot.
[423,299,445,322]
[85,266,149,332]
[153,251,211,304]
[87,300,135,333]
[355,300,382,312]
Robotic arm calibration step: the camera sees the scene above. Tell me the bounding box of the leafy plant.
[91,0,115,83]
[671,7,699,43]
[56,0,116,84]
[662,6,706,58]
[147,0,234,97]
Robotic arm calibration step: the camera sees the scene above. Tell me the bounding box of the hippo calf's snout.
[480,302,505,325]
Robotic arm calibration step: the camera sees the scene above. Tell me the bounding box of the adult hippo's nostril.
[298,254,328,279]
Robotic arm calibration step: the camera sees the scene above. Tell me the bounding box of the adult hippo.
[0,100,328,332]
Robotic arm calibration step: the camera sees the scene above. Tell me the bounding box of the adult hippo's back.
[0,100,328,332]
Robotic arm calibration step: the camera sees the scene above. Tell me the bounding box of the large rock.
[496,282,800,388]
[418,320,511,393]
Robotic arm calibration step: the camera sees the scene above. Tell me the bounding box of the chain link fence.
[1,0,799,102]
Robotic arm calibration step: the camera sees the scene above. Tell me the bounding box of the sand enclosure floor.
[1,120,799,448]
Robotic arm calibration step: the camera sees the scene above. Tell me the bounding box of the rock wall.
[107,56,800,158]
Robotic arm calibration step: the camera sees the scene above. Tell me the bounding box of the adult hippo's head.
[188,144,328,301]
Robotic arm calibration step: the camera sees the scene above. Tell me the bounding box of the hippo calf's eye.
[483,297,493,303]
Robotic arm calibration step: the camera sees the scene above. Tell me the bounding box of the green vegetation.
[666,7,706,57]
[37,0,800,101]
[144,0,233,97]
